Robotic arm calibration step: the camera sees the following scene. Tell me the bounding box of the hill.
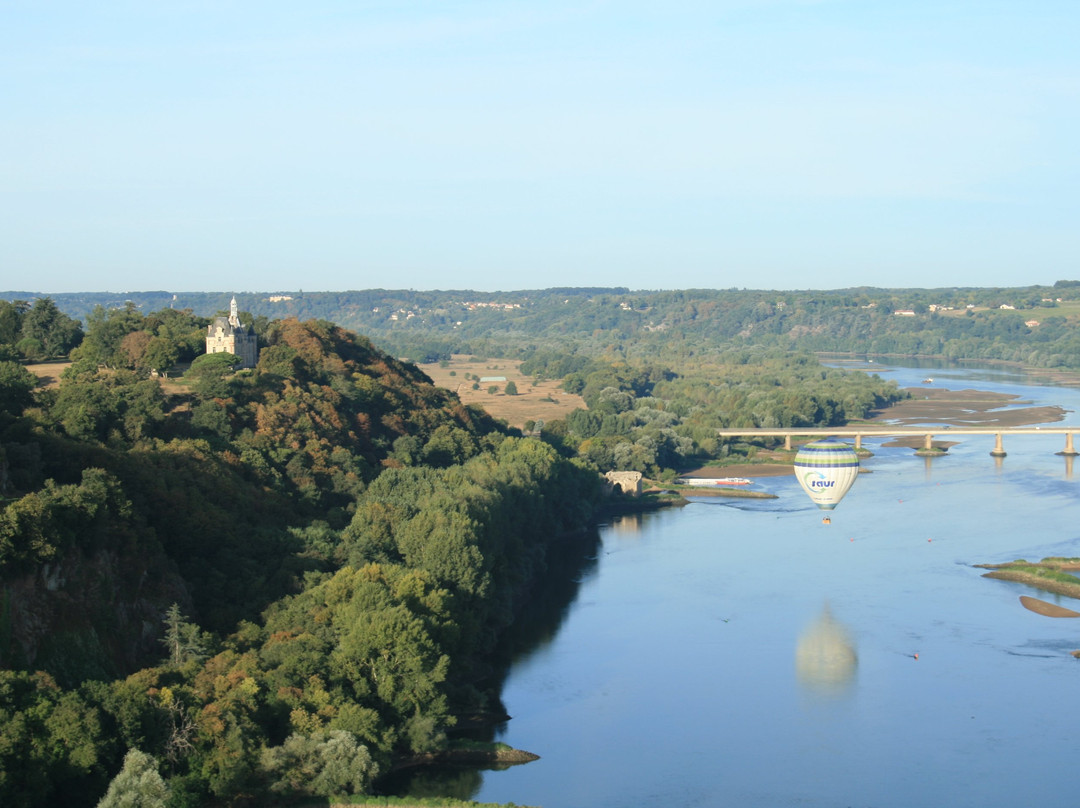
[0,316,600,807]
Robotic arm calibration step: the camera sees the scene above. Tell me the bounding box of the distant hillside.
[6,283,1080,369]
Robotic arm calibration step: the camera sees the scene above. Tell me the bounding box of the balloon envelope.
[793,439,860,510]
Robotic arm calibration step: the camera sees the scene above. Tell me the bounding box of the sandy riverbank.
[867,386,1067,428]
[862,386,1068,449]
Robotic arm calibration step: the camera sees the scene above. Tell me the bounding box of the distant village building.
[206,296,258,368]
[893,310,916,317]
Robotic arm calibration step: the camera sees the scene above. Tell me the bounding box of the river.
[399,360,1080,807]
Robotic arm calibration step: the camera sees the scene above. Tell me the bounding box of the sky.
[3,1,1079,293]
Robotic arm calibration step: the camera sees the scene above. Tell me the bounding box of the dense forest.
[0,306,599,806]
[0,283,1065,805]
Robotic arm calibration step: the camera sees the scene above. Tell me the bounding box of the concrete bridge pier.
[853,432,874,457]
[914,433,944,457]
[1055,432,1079,456]
[990,433,1006,458]
[784,435,792,451]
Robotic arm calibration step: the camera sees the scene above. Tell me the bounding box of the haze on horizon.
[3,1,1078,294]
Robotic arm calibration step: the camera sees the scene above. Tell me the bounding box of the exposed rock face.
[2,544,190,685]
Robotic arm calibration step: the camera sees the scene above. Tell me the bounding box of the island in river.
[975,557,1080,601]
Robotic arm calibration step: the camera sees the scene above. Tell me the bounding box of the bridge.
[715,427,1080,457]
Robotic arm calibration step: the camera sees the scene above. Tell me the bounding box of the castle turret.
[206,295,258,368]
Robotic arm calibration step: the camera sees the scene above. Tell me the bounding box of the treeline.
[0,313,599,806]
[7,283,1080,369]
[522,347,905,476]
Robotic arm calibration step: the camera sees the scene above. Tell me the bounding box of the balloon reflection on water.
[795,601,858,693]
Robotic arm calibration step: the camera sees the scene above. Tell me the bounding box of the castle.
[205,296,258,368]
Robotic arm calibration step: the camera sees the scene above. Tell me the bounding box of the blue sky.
[3,1,1079,293]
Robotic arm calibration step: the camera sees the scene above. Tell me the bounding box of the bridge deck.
[715,426,1079,456]
[716,427,1074,437]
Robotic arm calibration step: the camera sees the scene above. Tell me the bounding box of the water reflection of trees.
[493,526,603,674]
[380,527,603,799]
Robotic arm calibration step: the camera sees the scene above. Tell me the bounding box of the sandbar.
[867,386,1066,428]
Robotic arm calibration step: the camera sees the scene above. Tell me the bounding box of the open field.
[24,360,71,389]
[419,355,585,429]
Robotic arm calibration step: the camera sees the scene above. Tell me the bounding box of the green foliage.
[0,300,28,345]
[160,605,207,668]
[0,670,113,808]
[78,304,147,369]
[19,297,83,359]
[0,468,132,570]
[0,361,36,418]
[184,352,239,397]
[48,370,169,445]
[0,310,603,805]
[260,729,379,797]
[97,748,169,808]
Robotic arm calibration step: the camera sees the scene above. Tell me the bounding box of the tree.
[160,604,207,667]
[20,297,83,358]
[139,337,180,375]
[504,380,518,395]
[0,670,111,808]
[0,300,28,344]
[97,749,169,808]
[119,331,153,368]
[0,360,36,418]
[79,304,145,368]
[185,352,239,398]
[260,730,378,797]
[14,337,44,362]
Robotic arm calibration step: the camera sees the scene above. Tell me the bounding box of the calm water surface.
[417,362,1080,807]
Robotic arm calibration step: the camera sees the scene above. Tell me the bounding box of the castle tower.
[205,296,258,368]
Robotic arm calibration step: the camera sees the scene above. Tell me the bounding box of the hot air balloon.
[793,439,860,510]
